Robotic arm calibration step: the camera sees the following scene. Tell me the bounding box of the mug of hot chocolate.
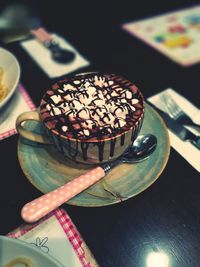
[16,72,144,164]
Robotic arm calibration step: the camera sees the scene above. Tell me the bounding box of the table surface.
[1,1,200,266]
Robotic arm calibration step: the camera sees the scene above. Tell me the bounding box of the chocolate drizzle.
[110,138,116,157]
[67,140,78,159]
[81,142,89,161]
[67,139,71,155]
[97,141,105,162]
[120,134,125,146]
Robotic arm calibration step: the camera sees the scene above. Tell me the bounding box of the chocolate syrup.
[97,141,105,162]
[120,134,125,146]
[81,142,89,161]
[110,138,116,157]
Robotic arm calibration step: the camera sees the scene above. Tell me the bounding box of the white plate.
[0,235,64,267]
[0,47,20,109]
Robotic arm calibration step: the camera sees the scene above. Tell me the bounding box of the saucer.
[17,103,170,207]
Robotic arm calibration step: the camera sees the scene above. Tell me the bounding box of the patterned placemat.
[7,208,98,267]
[0,83,35,140]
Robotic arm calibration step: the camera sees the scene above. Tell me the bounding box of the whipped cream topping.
[40,73,144,140]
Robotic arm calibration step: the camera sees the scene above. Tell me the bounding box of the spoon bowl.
[120,134,157,163]
[101,134,157,171]
[47,41,75,64]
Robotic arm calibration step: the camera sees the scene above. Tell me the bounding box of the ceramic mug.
[16,72,144,164]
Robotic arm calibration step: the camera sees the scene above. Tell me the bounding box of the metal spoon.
[21,134,157,223]
[31,27,75,64]
[44,39,75,64]
[102,134,157,173]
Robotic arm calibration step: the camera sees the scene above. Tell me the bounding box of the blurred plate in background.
[0,47,20,109]
[0,235,64,267]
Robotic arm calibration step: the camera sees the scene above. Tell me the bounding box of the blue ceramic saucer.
[18,103,170,207]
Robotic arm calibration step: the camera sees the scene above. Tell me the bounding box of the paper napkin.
[20,34,90,78]
[0,84,35,140]
[148,88,200,172]
[8,208,98,267]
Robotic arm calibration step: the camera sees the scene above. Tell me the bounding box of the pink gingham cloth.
[0,83,35,140]
[7,208,98,267]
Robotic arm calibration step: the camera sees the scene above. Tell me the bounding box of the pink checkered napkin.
[7,208,98,267]
[0,83,35,140]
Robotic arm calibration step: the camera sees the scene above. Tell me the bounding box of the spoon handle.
[31,27,53,44]
[21,167,105,223]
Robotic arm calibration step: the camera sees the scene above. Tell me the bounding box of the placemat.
[21,34,90,78]
[7,208,98,267]
[148,88,200,172]
[0,83,35,140]
[122,5,200,66]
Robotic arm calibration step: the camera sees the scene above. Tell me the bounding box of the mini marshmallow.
[63,83,76,91]
[62,125,68,132]
[50,95,62,104]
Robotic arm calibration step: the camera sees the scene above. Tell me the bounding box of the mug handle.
[16,110,52,144]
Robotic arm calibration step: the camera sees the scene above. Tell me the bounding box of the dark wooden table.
[1,1,200,266]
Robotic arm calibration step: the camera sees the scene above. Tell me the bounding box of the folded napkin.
[20,34,90,78]
[148,88,200,172]
[8,208,98,267]
[0,84,35,140]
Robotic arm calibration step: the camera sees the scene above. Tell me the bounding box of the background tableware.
[21,134,157,223]
[161,92,200,128]
[0,47,20,109]
[31,27,75,64]
[0,235,64,267]
[16,72,144,164]
[20,33,90,79]
[18,103,170,207]
[148,88,200,172]
[149,102,200,149]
